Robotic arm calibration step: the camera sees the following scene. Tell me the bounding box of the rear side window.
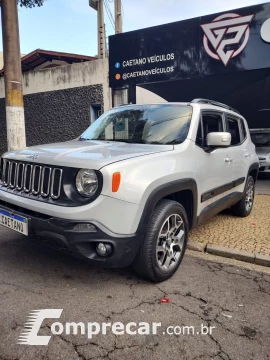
[227,117,241,146]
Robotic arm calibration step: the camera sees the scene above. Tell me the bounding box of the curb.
[187,241,270,268]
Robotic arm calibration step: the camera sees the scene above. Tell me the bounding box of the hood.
[3,140,174,169]
[255,146,270,156]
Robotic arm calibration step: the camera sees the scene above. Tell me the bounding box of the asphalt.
[0,228,269,360]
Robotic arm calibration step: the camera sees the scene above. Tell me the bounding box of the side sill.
[197,192,243,225]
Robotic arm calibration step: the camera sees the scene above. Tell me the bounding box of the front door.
[195,110,234,215]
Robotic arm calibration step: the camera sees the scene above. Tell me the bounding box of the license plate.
[0,209,28,235]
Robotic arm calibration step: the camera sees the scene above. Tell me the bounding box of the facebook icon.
[115,62,121,69]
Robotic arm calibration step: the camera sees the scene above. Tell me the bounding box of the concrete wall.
[0,59,111,155]
[136,87,167,104]
[0,52,3,70]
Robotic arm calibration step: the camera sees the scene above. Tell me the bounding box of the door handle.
[225,157,233,163]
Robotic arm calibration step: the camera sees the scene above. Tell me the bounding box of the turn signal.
[112,172,121,192]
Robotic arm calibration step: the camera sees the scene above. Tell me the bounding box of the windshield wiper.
[79,138,108,142]
[105,139,149,144]
[79,138,167,145]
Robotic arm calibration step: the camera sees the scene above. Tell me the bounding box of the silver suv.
[0,99,259,282]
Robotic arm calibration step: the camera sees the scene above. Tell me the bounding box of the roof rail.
[191,99,240,114]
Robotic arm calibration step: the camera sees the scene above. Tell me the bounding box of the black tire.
[231,175,255,217]
[132,199,188,282]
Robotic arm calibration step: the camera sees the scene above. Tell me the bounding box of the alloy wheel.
[245,180,254,211]
[156,214,185,271]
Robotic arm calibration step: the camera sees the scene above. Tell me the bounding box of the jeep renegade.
[0,99,259,282]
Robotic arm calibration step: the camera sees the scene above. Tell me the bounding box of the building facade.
[0,58,111,155]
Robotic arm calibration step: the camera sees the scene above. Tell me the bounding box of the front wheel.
[132,199,188,282]
[231,175,255,217]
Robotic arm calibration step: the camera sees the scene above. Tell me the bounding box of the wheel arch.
[248,162,259,183]
[137,179,198,234]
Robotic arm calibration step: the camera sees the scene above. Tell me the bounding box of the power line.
[104,0,115,29]
[106,0,115,25]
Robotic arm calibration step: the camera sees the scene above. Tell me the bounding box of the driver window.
[196,113,224,147]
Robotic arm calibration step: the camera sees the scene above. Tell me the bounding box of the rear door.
[225,114,247,193]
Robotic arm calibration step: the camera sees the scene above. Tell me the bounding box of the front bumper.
[0,200,142,268]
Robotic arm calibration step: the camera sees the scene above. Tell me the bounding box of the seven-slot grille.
[1,159,63,200]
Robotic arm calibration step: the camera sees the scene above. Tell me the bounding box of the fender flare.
[248,162,259,181]
[136,178,198,234]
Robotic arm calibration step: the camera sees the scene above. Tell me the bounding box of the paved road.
[0,228,269,360]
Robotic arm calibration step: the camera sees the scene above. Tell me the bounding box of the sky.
[0,0,266,56]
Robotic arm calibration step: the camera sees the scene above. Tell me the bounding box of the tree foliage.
[0,0,46,8]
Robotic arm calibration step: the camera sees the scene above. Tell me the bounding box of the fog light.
[96,243,112,257]
[74,223,97,232]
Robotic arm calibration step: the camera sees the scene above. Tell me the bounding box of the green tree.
[0,0,46,8]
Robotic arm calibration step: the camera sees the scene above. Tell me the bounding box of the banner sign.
[109,3,270,88]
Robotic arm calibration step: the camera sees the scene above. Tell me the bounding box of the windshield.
[80,104,193,145]
[251,132,270,147]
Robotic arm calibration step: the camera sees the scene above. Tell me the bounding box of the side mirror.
[206,132,231,148]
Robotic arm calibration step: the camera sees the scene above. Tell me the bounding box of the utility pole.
[114,0,122,34]
[1,0,26,151]
[89,0,105,59]
[98,0,105,59]
[104,23,108,58]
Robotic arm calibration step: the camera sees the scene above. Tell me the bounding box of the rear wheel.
[231,175,255,217]
[132,199,188,282]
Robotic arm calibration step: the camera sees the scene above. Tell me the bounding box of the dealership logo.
[261,18,270,43]
[201,13,254,66]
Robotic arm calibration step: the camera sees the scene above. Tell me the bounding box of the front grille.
[259,157,266,160]
[1,159,62,200]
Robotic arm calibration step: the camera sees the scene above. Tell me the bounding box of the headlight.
[76,169,98,197]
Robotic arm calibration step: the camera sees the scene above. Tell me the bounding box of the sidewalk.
[189,194,270,257]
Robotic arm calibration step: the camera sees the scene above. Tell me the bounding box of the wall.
[0,52,3,70]
[136,87,167,104]
[0,59,111,155]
